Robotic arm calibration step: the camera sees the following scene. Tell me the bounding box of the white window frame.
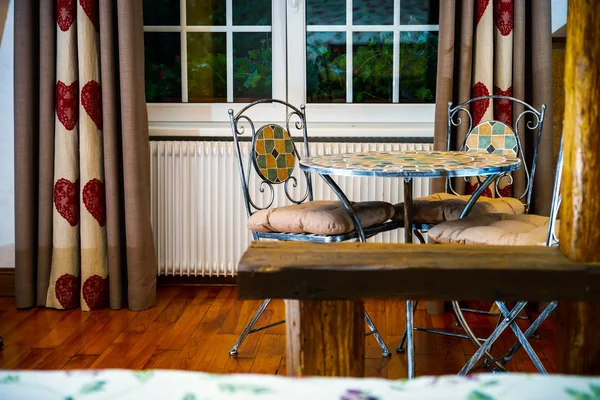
[146,0,438,138]
[145,0,287,125]
[287,0,438,127]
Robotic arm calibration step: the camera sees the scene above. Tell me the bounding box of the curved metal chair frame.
[228,99,392,357]
[397,96,547,368]
[409,96,547,240]
[400,138,563,375]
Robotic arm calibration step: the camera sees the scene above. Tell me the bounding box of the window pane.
[307,0,346,25]
[187,0,226,26]
[399,31,438,103]
[306,32,346,103]
[144,33,182,103]
[143,0,179,25]
[233,33,272,101]
[353,0,393,25]
[187,32,227,102]
[233,0,271,25]
[400,0,439,25]
[353,32,393,103]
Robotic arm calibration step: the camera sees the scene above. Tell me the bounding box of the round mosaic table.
[300,149,522,379]
[300,150,522,178]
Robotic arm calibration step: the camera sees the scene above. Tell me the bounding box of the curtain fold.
[14,0,156,311]
[433,0,554,215]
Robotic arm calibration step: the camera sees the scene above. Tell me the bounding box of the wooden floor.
[0,285,556,377]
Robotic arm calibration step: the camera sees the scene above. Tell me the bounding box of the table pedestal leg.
[286,299,365,377]
[404,177,415,379]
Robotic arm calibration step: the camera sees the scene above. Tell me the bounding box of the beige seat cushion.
[248,200,395,235]
[392,193,525,224]
[428,213,558,246]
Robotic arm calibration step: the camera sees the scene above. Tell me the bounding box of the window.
[143,0,439,134]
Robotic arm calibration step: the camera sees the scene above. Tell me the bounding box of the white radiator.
[150,140,433,276]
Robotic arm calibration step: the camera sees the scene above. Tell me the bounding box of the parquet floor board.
[0,286,557,379]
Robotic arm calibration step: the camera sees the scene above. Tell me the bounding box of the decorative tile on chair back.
[253,124,296,183]
[465,121,518,158]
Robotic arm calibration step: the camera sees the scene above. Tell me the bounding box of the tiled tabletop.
[300,150,522,178]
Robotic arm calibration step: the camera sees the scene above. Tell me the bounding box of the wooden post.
[557,0,600,375]
[286,300,365,377]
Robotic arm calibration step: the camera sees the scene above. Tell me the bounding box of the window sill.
[148,121,435,139]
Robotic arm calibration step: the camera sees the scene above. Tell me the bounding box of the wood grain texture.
[237,242,600,301]
[556,0,600,376]
[286,299,364,377]
[0,286,555,376]
[560,0,600,264]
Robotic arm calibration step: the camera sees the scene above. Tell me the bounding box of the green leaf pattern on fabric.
[565,384,600,400]
[79,380,106,394]
[0,375,19,384]
[218,383,273,394]
[468,390,495,400]
[132,370,154,383]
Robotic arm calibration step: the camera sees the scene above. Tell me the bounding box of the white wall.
[552,0,568,37]
[0,0,14,268]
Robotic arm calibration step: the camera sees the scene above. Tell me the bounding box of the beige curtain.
[14,0,156,311]
[433,0,554,215]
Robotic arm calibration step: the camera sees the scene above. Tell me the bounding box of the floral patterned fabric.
[1,370,599,400]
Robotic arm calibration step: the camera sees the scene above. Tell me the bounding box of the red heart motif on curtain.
[81,80,103,130]
[83,178,106,226]
[54,178,80,226]
[471,82,490,126]
[497,184,513,198]
[82,274,108,310]
[493,85,513,125]
[56,80,79,131]
[55,274,80,309]
[475,0,490,26]
[467,181,494,198]
[57,0,76,32]
[79,0,100,32]
[495,0,514,36]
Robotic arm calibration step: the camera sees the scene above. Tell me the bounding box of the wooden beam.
[557,0,600,375]
[286,300,364,377]
[237,242,600,301]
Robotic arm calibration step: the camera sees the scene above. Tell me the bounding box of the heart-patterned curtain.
[432,0,554,215]
[14,0,156,311]
[47,0,107,311]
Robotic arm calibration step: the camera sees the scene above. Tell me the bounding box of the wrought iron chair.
[392,95,546,243]
[228,99,401,357]
[421,136,563,374]
[395,96,547,354]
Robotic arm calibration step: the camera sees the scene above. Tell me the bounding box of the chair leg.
[501,301,557,367]
[494,301,555,373]
[459,302,527,375]
[396,300,418,353]
[364,310,391,357]
[229,299,272,356]
[406,300,415,378]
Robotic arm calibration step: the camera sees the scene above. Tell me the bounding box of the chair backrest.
[446,95,546,213]
[546,136,563,247]
[228,99,313,223]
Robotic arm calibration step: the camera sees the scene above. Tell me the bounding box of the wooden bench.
[238,242,600,377]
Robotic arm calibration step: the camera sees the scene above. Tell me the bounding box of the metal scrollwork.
[247,179,275,211]
[449,107,473,133]
[445,96,545,212]
[494,172,513,198]
[284,175,310,204]
[229,100,314,217]
[234,115,255,136]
